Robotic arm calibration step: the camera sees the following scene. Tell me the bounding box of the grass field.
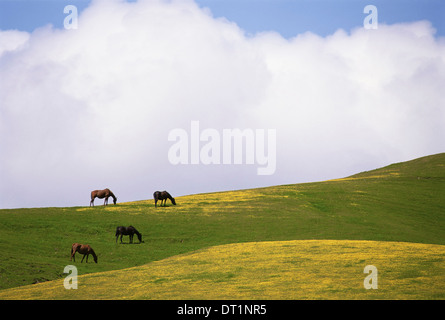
[1,240,444,300]
[0,153,444,299]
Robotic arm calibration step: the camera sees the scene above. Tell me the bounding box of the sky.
[1,0,444,208]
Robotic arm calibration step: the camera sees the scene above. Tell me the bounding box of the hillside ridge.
[347,152,445,180]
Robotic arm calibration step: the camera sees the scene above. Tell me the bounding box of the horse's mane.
[164,191,173,199]
[130,225,141,236]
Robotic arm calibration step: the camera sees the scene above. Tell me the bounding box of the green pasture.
[0,153,444,299]
[2,240,444,300]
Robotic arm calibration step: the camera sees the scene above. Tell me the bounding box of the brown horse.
[90,188,117,206]
[153,190,176,207]
[70,243,98,263]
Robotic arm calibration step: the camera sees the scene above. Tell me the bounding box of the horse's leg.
[130,234,133,244]
[81,254,85,263]
[70,249,75,261]
[120,234,123,243]
[90,197,95,207]
[104,197,108,206]
[155,198,157,208]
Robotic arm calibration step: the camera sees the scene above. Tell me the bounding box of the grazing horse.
[153,190,176,207]
[115,226,143,244]
[90,188,117,206]
[70,243,98,263]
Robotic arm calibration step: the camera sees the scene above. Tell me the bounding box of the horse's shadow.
[118,241,143,245]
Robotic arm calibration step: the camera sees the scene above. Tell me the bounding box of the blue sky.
[1,0,444,37]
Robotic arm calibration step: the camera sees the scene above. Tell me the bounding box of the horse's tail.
[70,243,77,261]
[153,191,159,207]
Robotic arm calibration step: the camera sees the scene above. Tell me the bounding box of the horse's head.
[171,198,176,205]
[113,197,117,205]
[94,255,98,263]
[137,233,144,243]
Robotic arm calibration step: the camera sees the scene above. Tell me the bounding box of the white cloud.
[1,0,444,208]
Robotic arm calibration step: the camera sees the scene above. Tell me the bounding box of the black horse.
[115,226,143,244]
[153,191,176,208]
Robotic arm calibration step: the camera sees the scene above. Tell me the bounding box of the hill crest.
[339,152,445,181]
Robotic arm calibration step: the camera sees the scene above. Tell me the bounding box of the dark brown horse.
[90,188,117,206]
[115,226,143,244]
[70,243,98,263]
[153,190,176,207]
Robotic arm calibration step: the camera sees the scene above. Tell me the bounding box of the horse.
[90,188,117,206]
[153,190,176,207]
[70,243,98,263]
[115,226,143,244]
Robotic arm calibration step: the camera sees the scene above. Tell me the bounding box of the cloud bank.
[1,0,444,208]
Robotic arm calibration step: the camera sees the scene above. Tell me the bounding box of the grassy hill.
[1,240,444,300]
[0,153,444,299]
